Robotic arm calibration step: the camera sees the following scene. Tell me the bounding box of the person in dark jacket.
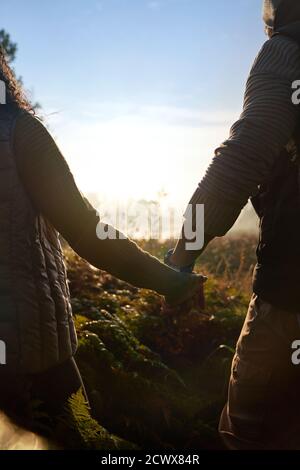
[0,47,203,433]
[166,0,300,449]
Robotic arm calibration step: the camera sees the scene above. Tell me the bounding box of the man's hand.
[164,248,195,273]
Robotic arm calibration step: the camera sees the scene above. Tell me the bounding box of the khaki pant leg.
[219,294,300,450]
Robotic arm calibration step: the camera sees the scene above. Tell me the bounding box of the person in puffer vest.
[0,47,204,434]
[166,0,300,450]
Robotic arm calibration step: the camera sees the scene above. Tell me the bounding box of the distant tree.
[0,29,17,63]
[0,28,41,111]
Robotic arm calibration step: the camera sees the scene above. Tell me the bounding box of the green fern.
[57,388,137,450]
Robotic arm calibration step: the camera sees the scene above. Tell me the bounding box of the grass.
[52,234,257,449]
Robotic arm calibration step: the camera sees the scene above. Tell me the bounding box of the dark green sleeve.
[12,112,182,297]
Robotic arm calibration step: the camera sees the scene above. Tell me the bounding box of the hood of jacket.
[263,0,300,28]
[263,0,300,42]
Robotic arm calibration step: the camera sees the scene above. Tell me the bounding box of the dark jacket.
[0,105,77,373]
[253,14,300,312]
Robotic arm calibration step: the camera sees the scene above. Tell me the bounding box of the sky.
[1,0,265,214]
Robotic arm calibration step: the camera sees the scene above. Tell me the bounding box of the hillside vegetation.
[53,235,257,449]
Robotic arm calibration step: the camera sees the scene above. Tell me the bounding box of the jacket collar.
[274,21,300,46]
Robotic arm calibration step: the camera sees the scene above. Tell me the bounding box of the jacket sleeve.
[171,35,300,267]
[12,111,182,296]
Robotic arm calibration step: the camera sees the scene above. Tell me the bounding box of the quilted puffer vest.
[0,105,77,374]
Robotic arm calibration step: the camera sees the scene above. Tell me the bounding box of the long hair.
[0,46,34,113]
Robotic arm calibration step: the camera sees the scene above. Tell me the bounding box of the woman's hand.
[164,272,207,308]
